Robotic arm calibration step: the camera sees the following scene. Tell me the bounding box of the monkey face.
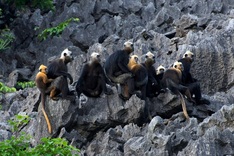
[173,61,184,71]
[156,65,165,75]
[39,64,48,74]
[130,55,139,64]
[183,50,194,61]
[91,52,101,62]
[124,41,134,53]
[145,51,155,64]
[61,48,73,63]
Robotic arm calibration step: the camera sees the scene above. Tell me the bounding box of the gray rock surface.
[0,0,234,155]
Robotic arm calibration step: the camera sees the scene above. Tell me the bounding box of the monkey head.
[90,52,101,63]
[145,51,155,65]
[123,41,134,53]
[183,50,194,62]
[128,54,139,70]
[130,54,139,64]
[39,64,48,74]
[156,65,165,75]
[60,48,73,64]
[173,61,184,71]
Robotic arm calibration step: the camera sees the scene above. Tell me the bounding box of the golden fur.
[35,64,53,134]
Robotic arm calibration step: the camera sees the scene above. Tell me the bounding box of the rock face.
[1,0,234,155]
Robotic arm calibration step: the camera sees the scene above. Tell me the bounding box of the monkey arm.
[148,68,158,85]
[56,71,73,84]
[76,64,89,87]
[45,78,53,84]
[117,60,131,73]
[41,74,53,84]
[148,74,158,85]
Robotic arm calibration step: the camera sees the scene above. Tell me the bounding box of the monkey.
[155,65,166,95]
[104,41,134,85]
[76,52,113,98]
[35,65,53,134]
[141,52,161,98]
[178,50,210,104]
[161,61,197,119]
[178,50,195,84]
[156,65,166,76]
[125,54,148,100]
[127,54,150,122]
[47,48,74,100]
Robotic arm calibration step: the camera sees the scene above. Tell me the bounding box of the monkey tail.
[41,93,52,134]
[178,92,190,120]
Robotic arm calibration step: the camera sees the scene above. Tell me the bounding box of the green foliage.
[30,0,55,11]
[0,82,16,93]
[0,135,80,156]
[5,0,55,11]
[16,81,36,89]
[38,17,79,41]
[0,132,31,156]
[30,137,80,156]
[8,113,30,132]
[0,29,15,52]
[0,113,80,155]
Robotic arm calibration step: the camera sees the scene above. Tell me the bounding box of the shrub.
[15,81,36,90]
[0,113,80,155]
[38,17,79,41]
[0,29,15,52]
[30,137,80,156]
[8,113,30,132]
[0,82,16,93]
[0,132,31,156]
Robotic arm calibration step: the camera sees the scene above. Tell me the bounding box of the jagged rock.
[76,92,145,132]
[178,104,234,155]
[85,123,142,156]
[1,0,234,155]
[6,68,32,87]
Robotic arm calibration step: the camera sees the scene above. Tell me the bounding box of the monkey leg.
[53,76,74,99]
[127,78,145,100]
[164,79,190,119]
[109,73,132,84]
[127,78,136,97]
[84,81,102,97]
[140,85,147,100]
[59,77,69,98]
[118,83,130,101]
[186,82,201,102]
[178,85,196,104]
[50,87,59,101]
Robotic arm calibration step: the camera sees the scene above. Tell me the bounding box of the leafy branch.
[0,82,16,93]
[38,17,79,41]
[0,29,15,52]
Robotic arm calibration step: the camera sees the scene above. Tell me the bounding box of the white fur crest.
[91,52,100,58]
[145,51,155,58]
[173,61,183,71]
[124,41,133,47]
[183,50,194,58]
[156,65,165,75]
[60,48,72,58]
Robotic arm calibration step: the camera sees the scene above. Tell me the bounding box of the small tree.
[0,113,80,155]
